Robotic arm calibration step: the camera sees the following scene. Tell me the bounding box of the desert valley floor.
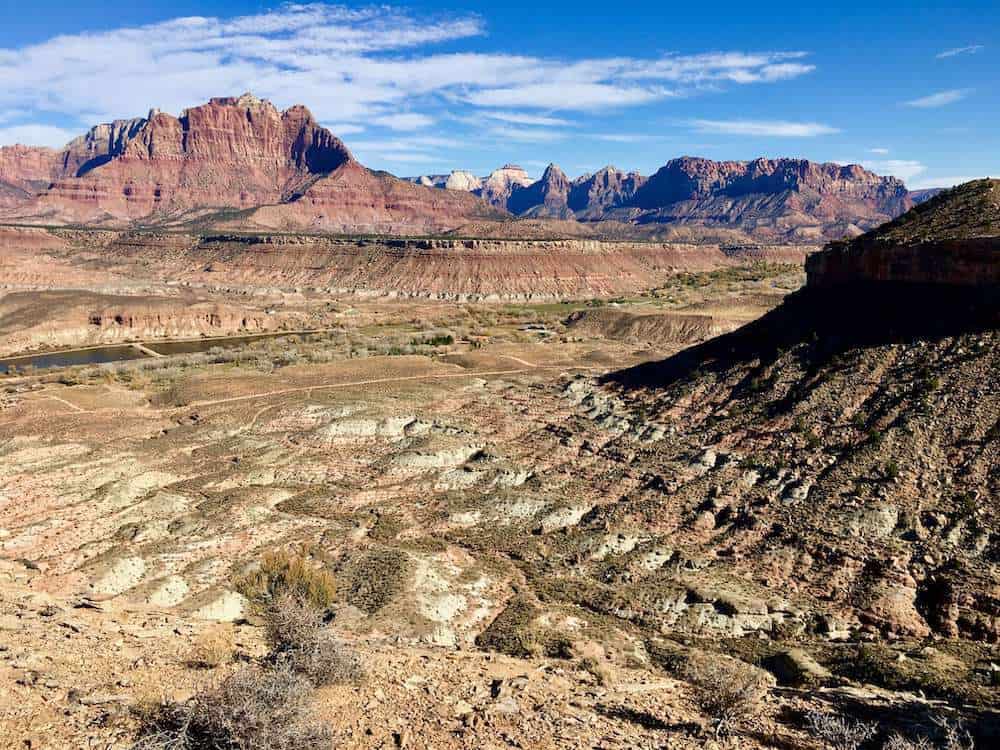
[0,219,997,750]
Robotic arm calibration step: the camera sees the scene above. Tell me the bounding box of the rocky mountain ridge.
[410,157,916,240]
[0,94,500,233]
[0,93,943,238]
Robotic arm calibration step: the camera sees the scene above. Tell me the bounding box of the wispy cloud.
[0,3,817,148]
[861,159,927,182]
[478,111,571,126]
[374,113,435,131]
[591,133,662,143]
[867,147,890,155]
[910,174,987,189]
[688,119,839,137]
[904,89,972,108]
[322,122,365,136]
[486,125,567,143]
[936,45,983,59]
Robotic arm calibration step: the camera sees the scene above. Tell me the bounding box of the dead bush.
[883,717,974,750]
[263,593,363,687]
[236,550,337,612]
[133,663,331,750]
[681,653,771,738]
[186,624,235,669]
[806,711,878,750]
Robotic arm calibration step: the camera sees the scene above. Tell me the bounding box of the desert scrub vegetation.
[132,662,332,750]
[475,596,573,659]
[343,547,410,615]
[264,593,363,687]
[679,652,772,739]
[236,550,337,612]
[805,711,974,750]
[806,711,877,750]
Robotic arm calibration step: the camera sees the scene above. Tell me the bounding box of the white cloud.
[322,122,365,136]
[904,89,972,108]
[910,174,989,189]
[867,147,890,155]
[592,133,661,143]
[936,45,983,59]
[861,159,927,182]
[465,83,672,110]
[0,123,78,147]
[689,119,840,137]
[479,111,571,126]
[0,5,816,132]
[486,126,567,143]
[374,113,435,131]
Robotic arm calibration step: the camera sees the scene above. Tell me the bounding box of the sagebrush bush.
[883,717,974,750]
[264,593,363,687]
[132,663,331,750]
[681,654,771,738]
[806,711,877,750]
[236,550,337,612]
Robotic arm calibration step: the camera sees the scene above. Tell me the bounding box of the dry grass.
[186,624,236,669]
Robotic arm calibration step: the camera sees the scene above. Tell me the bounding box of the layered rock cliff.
[807,178,1000,290]
[0,145,60,207]
[614,157,912,240]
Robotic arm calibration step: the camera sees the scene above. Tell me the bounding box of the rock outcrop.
[58,117,148,177]
[413,157,914,240]
[807,179,1000,290]
[616,156,912,240]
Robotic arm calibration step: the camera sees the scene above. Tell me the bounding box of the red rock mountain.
[568,166,647,218]
[4,94,500,232]
[614,157,912,240]
[413,157,914,240]
[507,163,574,219]
[2,97,917,238]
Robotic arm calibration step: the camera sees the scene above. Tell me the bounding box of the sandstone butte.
[0,93,502,233]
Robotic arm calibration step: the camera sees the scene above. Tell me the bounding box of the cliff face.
[2,94,502,232]
[569,166,646,217]
[617,157,912,240]
[31,94,353,221]
[477,164,534,209]
[415,156,913,240]
[806,178,1000,289]
[0,145,60,207]
[507,163,573,218]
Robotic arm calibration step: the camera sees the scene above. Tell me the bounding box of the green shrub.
[236,550,337,612]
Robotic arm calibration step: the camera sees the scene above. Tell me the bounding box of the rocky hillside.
[566,191,1000,651]
[808,179,1000,289]
[0,94,501,233]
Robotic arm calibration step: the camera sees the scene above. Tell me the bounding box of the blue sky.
[0,1,995,188]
